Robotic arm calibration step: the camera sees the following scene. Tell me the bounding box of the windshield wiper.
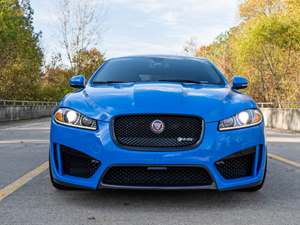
[156,79,208,84]
[93,81,132,84]
[93,80,210,84]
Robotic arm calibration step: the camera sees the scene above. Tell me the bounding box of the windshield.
[92,57,225,85]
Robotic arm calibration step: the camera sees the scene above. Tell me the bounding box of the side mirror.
[69,75,85,88]
[232,76,248,90]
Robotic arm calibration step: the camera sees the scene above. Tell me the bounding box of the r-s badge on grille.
[150,120,165,134]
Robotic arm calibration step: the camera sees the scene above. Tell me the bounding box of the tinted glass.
[92,57,224,84]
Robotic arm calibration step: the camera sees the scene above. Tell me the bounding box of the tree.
[57,0,105,72]
[0,0,43,100]
[236,14,300,106]
[37,0,106,102]
[39,48,104,101]
[192,0,300,107]
[239,0,283,20]
[183,38,198,56]
[72,48,105,79]
[195,28,240,80]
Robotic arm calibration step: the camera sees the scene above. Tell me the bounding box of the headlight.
[219,109,262,131]
[54,108,97,130]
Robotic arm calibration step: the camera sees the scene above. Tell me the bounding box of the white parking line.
[268,153,300,169]
[267,137,300,143]
[0,140,49,144]
[3,127,50,131]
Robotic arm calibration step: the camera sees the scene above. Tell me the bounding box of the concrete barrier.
[261,108,300,132]
[1,103,299,132]
[0,105,55,122]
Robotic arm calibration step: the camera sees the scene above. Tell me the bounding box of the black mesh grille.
[60,145,100,178]
[102,166,213,187]
[113,115,203,149]
[215,147,256,179]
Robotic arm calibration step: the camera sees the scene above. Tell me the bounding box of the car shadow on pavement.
[52,159,300,212]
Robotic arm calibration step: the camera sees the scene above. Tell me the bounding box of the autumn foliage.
[0,0,104,101]
[195,0,300,107]
[0,0,43,100]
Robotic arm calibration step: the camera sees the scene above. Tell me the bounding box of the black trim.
[256,145,263,173]
[219,147,256,160]
[219,179,264,191]
[101,183,216,191]
[53,143,59,171]
[52,178,95,190]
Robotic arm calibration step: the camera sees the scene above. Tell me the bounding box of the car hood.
[60,83,256,122]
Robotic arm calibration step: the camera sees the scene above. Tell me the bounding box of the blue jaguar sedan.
[49,55,267,191]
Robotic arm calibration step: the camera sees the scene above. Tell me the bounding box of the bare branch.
[56,0,106,71]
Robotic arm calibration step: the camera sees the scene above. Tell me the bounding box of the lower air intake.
[102,166,213,187]
[60,145,100,178]
[215,147,256,179]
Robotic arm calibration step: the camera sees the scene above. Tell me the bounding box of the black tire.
[239,159,267,192]
[49,161,77,190]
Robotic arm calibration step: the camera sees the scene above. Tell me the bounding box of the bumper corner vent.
[215,147,256,179]
[60,145,100,178]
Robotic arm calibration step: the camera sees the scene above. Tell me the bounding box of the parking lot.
[0,118,300,225]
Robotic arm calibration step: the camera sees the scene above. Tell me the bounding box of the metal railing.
[0,100,58,107]
[257,102,300,108]
[1,100,299,108]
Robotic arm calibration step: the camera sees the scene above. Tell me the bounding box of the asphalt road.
[0,118,299,225]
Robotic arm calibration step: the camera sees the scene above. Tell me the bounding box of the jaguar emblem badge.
[150,120,165,134]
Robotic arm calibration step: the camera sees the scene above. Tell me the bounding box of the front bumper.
[49,119,267,191]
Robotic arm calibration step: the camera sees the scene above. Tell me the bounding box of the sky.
[31,0,240,62]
